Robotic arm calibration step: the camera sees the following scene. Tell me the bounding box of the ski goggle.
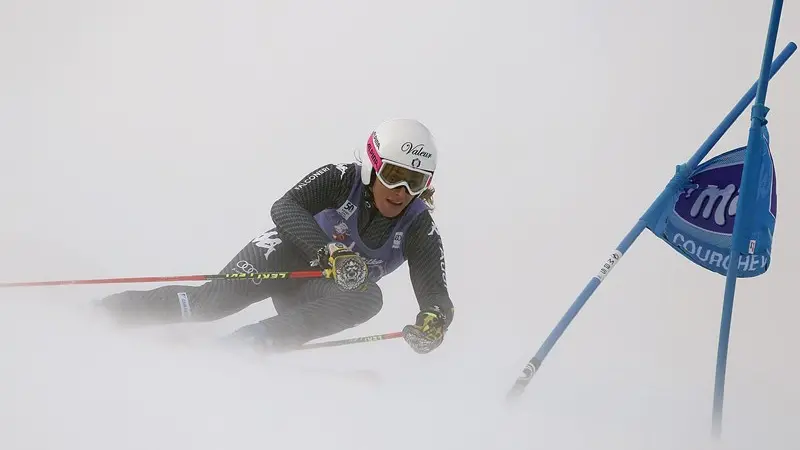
[375,161,432,196]
[366,132,433,196]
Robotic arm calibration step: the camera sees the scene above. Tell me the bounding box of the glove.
[402,306,451,354]
[316,242,368,291]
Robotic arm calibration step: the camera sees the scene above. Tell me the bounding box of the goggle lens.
[377,162,430,195]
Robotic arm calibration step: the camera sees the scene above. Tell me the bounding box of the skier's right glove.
[315,242,368,291]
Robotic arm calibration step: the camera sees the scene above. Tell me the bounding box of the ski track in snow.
[0,294,793,450]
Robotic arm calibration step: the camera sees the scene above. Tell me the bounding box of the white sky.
[1,1,799,449]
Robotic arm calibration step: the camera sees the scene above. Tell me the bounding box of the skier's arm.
[270,164,353,261]
[401,211,454,354]
[405,211,454,326]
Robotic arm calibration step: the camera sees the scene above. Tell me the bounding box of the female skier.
[97,118,453,354]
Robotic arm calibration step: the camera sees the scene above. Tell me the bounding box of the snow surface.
[2,1,800,449]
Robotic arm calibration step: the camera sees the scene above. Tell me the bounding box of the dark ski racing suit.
[98,162,453,351]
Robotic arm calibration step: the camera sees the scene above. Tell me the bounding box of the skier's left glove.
[402,306,451,354]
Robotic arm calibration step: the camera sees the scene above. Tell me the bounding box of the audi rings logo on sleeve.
[235,260,262,285]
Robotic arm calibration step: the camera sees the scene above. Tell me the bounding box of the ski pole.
[0,270,327,288]
[296,332,404,351]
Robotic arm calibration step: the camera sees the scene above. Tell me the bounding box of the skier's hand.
[317,242,368,291]
[402,306,451,354]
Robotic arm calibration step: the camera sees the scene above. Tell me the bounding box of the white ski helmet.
[361,118,438,196]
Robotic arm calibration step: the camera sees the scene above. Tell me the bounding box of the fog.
[1,1,799,449]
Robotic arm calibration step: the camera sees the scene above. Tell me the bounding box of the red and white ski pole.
[0,271,406,351]
[0,270,327,288]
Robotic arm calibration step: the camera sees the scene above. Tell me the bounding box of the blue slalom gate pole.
[712,0,785,438]
[506,39,797,401]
